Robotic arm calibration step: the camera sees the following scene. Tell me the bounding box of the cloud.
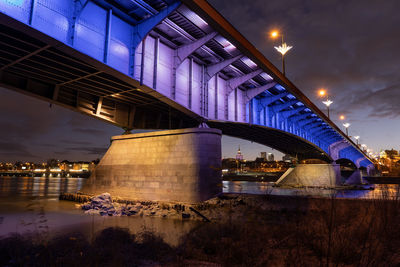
[0,141,37,159]
[349,84,400,118]
[66,146,108,155]
[208,0,400,120]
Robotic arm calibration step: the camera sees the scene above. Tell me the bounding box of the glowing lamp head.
[271,31,279,38]
[354,136,360,140]
[322,99,333,107]
[339,115,345,120]
[343,123,350,128]
[318,89,326,97]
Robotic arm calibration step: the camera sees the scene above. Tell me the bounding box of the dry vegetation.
[2,188,400,266]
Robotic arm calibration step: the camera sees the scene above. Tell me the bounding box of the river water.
[0,176,399,244]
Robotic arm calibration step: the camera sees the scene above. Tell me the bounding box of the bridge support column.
[82,128,222,203]
[276,164,341,187]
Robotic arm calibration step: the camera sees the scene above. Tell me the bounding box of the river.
[0,176,399,244]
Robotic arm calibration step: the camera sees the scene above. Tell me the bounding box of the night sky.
[1,0,400,163]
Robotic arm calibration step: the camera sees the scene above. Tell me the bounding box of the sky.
[1,0,400,162]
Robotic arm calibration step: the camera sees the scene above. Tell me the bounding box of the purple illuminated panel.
[192,61,202,114]
[143,36,155,87]
[245,102,250,122]
[228,90,235,121]
[157,42,173,97]
[34,0,71,43]
[217,77,225,120]
[237,89,244,122]
[207,79,216,119]
[134,41,142,81]
[0,0,30,23]
[75,2,106,62]
[175,59,189,107]
[108,15,131,75]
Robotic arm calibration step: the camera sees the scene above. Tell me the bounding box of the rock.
[98,192,112,202]
[81,204,92,210]
[85,209,100,215]
[99,210,108,216]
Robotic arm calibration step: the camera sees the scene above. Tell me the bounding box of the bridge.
[0,0,374,202]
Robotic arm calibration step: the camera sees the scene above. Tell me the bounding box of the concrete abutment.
[81,128,222,203]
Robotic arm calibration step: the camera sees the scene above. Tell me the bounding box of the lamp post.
[318,89,333,119]
[322,99,333,119]
[271,31,292,76]
[343,122,350,136]
[354,135,360,145]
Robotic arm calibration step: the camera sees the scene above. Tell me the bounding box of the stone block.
[82,128,222,203]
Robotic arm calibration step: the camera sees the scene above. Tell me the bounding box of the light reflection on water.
[0,176,84,198]
[0,176,400,244]
[222,180,400,199]
[1,176,399,200]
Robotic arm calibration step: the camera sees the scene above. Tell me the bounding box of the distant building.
[282,154,294,163]
[260,152,267,160]
[236,146,243,161]
[267,153,274,162]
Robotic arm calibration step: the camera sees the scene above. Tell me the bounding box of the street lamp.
[354,135,360,145]
[318,88,333,119]
[322,99,333,119]
[339,115,345,120]
[270,30,292,76]
[343,122,350,135]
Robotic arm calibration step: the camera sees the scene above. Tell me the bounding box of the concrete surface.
[276,164,341,187]
[81,128,222,203]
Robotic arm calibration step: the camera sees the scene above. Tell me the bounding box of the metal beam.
[153,37,159,89]
[132,2,180,49]
[280,106,306,118]
[289,112,313,121]
[29,0,37,25]
[0,45,51,71]
[298,118,319,127]
[131,0,158,15]
[130,1,180,76]
[176,32,218,65]
[96,96,103,115]
[205,55,241,80]
[103,9,112,63]
[244,82,277,104]
[271,99,299,113]
[259,92,288,107]
[226,69,263,95]
[58,71,102,86]
[303,121,322,130]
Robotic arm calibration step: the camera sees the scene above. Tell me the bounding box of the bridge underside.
[0,0,373,172]
[207,121,331,161]
[0,18,199,130]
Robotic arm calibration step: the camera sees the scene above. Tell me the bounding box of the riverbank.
[2,192,400,266]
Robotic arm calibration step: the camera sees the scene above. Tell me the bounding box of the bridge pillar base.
[81,128,222,203]
[344,170,364,185]
[276,164,341,187]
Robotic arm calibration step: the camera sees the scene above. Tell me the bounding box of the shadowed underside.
[0,0,373,168]
[207,120,330,161]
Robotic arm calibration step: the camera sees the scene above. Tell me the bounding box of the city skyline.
[0,0,399,162]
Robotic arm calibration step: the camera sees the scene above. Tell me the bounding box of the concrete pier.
[82,128,222,203]
[276,164,341,187]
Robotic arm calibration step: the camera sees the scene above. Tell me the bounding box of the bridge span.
[0,0,374,201]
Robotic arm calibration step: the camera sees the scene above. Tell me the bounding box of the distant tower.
[260,152,267,160]
[267,153,274,161]
[236,146,244,161]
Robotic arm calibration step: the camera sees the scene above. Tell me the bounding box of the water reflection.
[0,176,84,198]
[223,181,400,199]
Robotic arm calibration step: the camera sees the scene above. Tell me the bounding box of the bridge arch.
[0,0,374,172]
